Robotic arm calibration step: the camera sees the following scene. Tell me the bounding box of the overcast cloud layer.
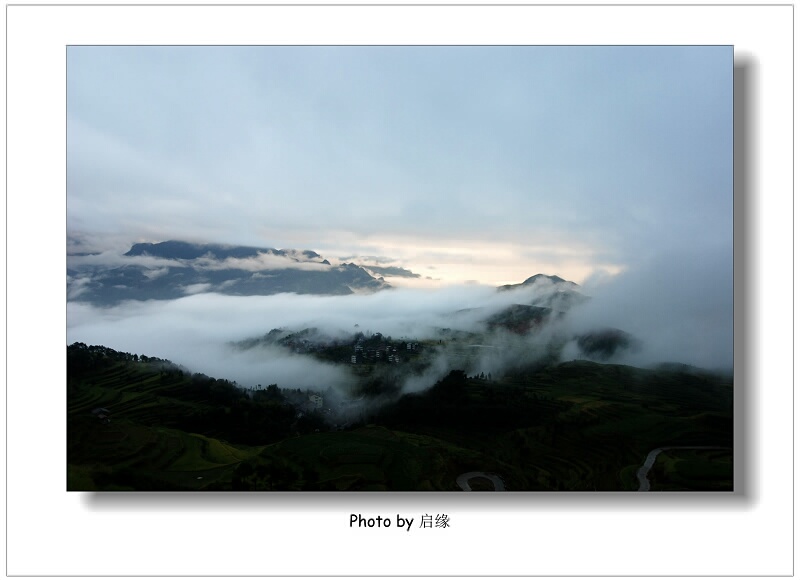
[66,46,733,383]
[67,45,732,286]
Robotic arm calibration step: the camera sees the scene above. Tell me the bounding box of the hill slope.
[68,343,733,491]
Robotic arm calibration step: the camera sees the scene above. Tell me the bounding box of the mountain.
[485,304,554,334]
[125,240,323,262]
[359,265,421,279]
[498,273,578,292]
[497,273,588,312]
[68,240,389,305]
[490,274,641,360]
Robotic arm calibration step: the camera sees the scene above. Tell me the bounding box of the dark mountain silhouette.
[498,273,579,292]
[68,241,388,305]
[497,273,588,312]
[125,240,322,262]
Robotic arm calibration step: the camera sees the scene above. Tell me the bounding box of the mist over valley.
[67,239,732,401]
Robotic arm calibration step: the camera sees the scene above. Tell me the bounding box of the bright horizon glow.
[320,234,623,287]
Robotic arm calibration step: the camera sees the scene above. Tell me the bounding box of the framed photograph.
[66,45,733,493]
[7,3,793,575]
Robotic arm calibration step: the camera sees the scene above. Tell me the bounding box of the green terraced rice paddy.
[68,347,732,491]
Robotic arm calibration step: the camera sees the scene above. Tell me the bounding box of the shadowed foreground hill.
[67,343,733,491]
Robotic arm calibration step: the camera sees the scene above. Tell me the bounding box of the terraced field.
[372,365,733,491]
[68,344,733,491]
[69,414,265,490]
[240,426,508,491]
[68,346,271,490]
[490,365,733,490]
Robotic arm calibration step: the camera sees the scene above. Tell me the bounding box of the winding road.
[456,471,505,491]
[636,446,730,491]
[457,446,729,491]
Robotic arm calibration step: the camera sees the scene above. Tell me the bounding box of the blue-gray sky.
[67,45,732,286]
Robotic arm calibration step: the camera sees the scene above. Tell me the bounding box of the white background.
[4,2,794,577]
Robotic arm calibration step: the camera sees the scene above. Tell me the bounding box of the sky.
[67,45,733,287]
[66,45,734,379]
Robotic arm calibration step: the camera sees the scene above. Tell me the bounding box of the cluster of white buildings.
[349,336,422,365]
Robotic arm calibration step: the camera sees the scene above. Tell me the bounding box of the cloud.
[338,255,397,265]
[559,243,733,371]
[67,46,731,288]
[66,238,733,413]
[66,284,538,389]
[142,267,171,280]
[67,250,177,270]
[194,253,331,272]
[181,283,213,295]
[66,296,355,391]
[66,274,93,300]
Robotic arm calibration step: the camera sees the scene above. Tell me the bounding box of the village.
[348,332,421,366]
[270,328,425,367]
[268,331,428,427]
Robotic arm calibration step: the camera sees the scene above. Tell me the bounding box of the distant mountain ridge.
[125,240,324,262]
[68,240,388,305]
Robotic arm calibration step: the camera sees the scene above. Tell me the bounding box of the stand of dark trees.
[68,342,327,446]
[371,370,568,436]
